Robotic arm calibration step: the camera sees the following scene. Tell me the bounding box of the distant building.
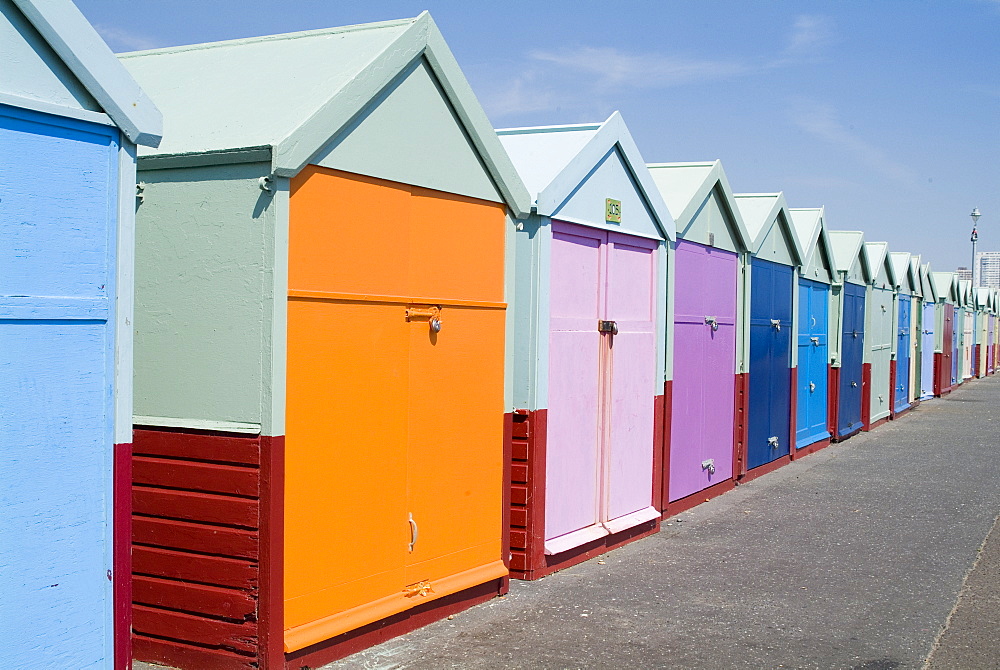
[957,266,972,282]
[975,251,1000,288]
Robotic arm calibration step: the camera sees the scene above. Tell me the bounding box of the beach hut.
[889,252,918,418]
[918,263,937,400]
[828,231,872,440]
[976,288,992,378]
[789,207,837,455]
[500,114,674,579]
[646,160,751,513]
[862,242,896,431]
[931,271,958,395]
[119,14,533,669]
[959,280,974,381]
[907,256,924,405]
[734,193,805,476]
[0,1,161,668]
[992,290,999,374]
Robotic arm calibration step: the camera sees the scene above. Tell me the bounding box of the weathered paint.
[132,162,278,434]
[838,282,867,437]
[747,258,794,468]
[670,240,737,500]
[797,279,830,448]
[0,103,118,669]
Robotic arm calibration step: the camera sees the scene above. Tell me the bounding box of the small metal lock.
[810,337,819,345]
[768,436,780,449]
[705,316,719,331]
[429,317,442,333]
[809,382,816,392]
[701,459,716,475]
[852,381,858,387]
[771,319,781,331]
[598,320,618,335]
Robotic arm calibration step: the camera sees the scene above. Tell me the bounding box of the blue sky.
[76,0,999,274]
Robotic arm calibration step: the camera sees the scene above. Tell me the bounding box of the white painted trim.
[547,214,663,241]
[0,91,112,126]
[261,176,289,438]
[603,506,660,535]
[133,416,262,434]
[544,524,609,556]
[113,140,136,445]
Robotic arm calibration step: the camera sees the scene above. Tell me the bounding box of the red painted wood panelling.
[827,366,839,440]
[115,442,132,670]
[888,360,897,420]
[861,363,872,430]
[507,410,547,579]
[132,428,271,670]
[733,373,749,479]
[788,367,798,460]
[654,381,672,513]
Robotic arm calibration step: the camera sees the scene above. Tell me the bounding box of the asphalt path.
[325,375,1000,670]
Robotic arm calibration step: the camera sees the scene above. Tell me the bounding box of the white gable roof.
[733,192,805,265]
[497,111,675,239]
[119,12,530,215]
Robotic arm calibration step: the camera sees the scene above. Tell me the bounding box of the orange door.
[284,168,506,651]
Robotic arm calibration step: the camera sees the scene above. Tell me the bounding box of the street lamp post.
[971,208,981,286]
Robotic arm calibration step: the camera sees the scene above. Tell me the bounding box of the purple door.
[670,240,737,502]
[546,221,658,548]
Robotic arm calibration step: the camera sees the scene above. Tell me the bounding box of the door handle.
[408,513,418,552]
[701,459,716,475]
[809,382,816,392]
[705,316,719,331]
[598,320,618,335]
[768,436,780,449]
[810,337,819,345]
[771,319,781,332]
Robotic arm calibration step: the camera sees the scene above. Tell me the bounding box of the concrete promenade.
[327,375,1000,669]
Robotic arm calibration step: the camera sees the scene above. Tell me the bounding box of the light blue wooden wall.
[0,103,118,668]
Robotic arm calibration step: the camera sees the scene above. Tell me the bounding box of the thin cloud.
[770,15,835,66]
[790,100,918,185]
[529,47,749,89]
[94,24,159,52]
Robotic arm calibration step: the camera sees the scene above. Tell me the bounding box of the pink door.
[546,222,657,548]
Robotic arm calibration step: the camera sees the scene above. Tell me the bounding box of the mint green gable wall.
[507,214,549,411]
[313,57,501,204]
[802,236,834,284]
[133,161,282,434]
[676,186,741,253]
[754,215,796,266]
[0,0,99,112]
[846,254,866,285]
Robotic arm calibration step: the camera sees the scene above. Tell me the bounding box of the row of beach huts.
[2,2,997,669]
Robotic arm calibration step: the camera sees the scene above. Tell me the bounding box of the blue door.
[894,295,911,412]
[748,258,793,469]
[796,279,829,449]
[838,282,866,437]
[920,302,936,399]
[0,105,118,668]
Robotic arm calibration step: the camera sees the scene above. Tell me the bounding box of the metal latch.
[408,512,418,552]
[809,382,816,392]
[810,337,819,345]
[768,436,780,449]
[852,330,859,338]
[598,320,618,335]
[771,319,781,331]
[406,306,442,333]
[705,316,719,331]
[852,381,858,388]
[701,459,716,475]
[403,579,433,598]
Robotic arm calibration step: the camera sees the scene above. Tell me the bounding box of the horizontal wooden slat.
[510,485,528,506]
[134,429,261,466]
[133,635,256,670]
[511,421,530,440]
[133,576,257,621]
[511,442,529,461]
[133,517,258,559]
[133,487,258,528]
[509,552,527,572]
[510,529,527,550]
[133,546,258,590]
[133,605,257,654]
[134,456,259,497]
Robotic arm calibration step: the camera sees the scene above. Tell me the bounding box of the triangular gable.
[789,207,835,284]
[120,12,529,215]
[889,252,917,295]
[864,242,895,289]
[920,263,936,301]
[974,287,991,310]
[5,0,161,145]
[958,279,972,307]
[910,256,923,299]
[646,159,750,252]
[500,112,674,240]
[931,272,958,304]
[734,192,805,267]
[828,231,871,285]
